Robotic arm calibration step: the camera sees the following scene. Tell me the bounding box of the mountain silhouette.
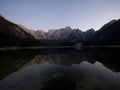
[0,15,120,46]
[0,15,40,47]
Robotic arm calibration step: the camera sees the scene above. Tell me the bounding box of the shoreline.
[0,46,74,51]
[0,45,120,51]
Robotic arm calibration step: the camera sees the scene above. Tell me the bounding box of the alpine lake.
[0,48,120,90]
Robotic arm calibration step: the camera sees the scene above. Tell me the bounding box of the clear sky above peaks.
[0,0,120,31]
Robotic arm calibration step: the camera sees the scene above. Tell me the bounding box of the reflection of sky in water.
[0,58,120,90]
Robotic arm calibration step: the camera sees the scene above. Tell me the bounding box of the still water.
[0,48,120,90]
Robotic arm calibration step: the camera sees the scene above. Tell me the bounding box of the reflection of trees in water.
[0,48,120,80]
[33,48,120,72]
[0,49,120,90]
[33,53,96,66]
[94,48,120,72]
[0,50,41,80]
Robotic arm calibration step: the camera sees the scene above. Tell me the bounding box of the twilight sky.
[0,0,120,31]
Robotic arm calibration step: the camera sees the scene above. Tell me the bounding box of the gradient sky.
[0,0,120,31]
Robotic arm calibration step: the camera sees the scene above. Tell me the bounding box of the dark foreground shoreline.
[0,46,74,51]
[0,45,120,51]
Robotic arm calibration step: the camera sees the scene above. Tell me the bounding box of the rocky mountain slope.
[0,15,40,47]
[86,19,120,45]
[18,24,36,38]
[17,18,120,46]
[1,15,120,46]
[34,26,95,45]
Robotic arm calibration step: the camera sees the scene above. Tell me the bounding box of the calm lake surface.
[0,48,120,90]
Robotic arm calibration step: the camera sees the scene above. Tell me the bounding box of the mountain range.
[0,15,120,47]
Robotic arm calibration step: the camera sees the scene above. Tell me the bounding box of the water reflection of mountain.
[22,48,120,72]
[0,50,41,79]
[33,53,95,66]
[0,48,120,80]
[0,49,120,90]
[93,48,120,72]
